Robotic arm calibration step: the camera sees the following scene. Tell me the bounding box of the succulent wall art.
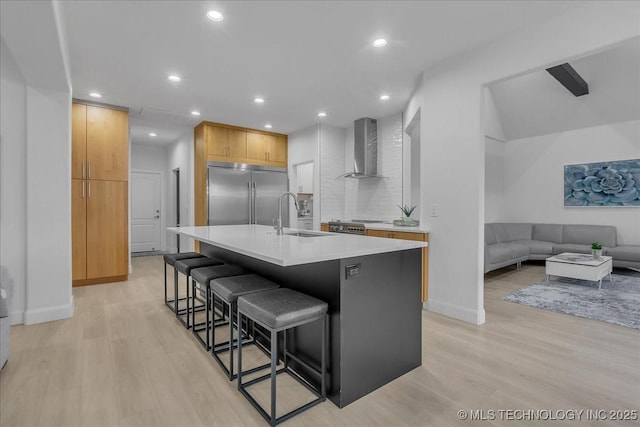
[564,159,640,207]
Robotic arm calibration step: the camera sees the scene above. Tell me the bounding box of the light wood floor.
[1,257,638,427]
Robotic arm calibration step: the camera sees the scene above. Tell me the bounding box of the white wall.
[485,138,506,223]
[131,143,166,172]
[288,124,320,228]
[411,1,640,324]
[0,1,73,325]
[344,113,405,221]
[319,124,346,222]
[504,120,640,244]
[25,86,73,324]
[165,133,195,252]
[0,38,27,324]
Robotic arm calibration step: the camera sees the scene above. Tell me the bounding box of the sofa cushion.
[606,245,640,262]
[485,224,497,245]
[489,223,532,243]
[552,244,593,255]
[487,242,529,263]
[512,239,554,254]
[532,224,564,244]
[562,224,617,247]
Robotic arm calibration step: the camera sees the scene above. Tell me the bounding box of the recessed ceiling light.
[149,133,157,137]
[373,38,387,48]
[191,111,201,116]
[379,95,390,101]
[207,10,224,22]
[168,75,181,82]
[89,92,102,98]
[317,112,327,117]
[264,123,273,129]
[254,97,265,104]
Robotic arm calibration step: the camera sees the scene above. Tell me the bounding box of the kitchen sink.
[283,231,330,238]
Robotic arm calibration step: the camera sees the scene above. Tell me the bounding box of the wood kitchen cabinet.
[73,104,128,181]
[207,126,247,162]
[247,132,287,166]
[72,100,129,286]
[366,229,430,301]
[320,223,329,232]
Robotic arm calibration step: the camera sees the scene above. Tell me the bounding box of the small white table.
[545,253,613,289]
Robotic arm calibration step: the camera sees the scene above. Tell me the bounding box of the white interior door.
[131,171,162,252]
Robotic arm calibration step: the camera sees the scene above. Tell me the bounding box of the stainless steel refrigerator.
[207,162,289,227]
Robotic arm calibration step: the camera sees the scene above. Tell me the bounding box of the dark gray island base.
[200,242,422,408]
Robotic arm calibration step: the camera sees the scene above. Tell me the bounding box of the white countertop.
[364,223,430,234]
[168,225,427,267]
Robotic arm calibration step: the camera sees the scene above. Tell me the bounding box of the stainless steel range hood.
[338,117,383,179]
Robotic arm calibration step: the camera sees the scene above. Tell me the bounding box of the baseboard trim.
[24,296,74,325]
[73,275,128,287]
[424,298,486,325]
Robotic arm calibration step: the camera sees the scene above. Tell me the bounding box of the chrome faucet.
[275,192,299,235]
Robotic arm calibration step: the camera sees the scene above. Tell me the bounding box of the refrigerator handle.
[252,181,257,224]
[248,182,252,224]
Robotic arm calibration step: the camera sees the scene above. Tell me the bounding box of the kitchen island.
[168,224,427,408]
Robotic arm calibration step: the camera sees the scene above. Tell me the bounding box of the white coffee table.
[545,252,613,290]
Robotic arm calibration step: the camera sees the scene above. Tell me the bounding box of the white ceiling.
[60,1,583,146]
[490,38,640,141]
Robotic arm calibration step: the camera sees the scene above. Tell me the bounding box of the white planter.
[592,249,602,260]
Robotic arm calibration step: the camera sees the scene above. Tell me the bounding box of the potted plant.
[591,242,602,259]
[393,205,419,226]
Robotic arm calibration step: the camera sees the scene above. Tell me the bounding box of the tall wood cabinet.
[72,101,129,286]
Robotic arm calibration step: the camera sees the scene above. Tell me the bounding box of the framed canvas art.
[564,159,640,207]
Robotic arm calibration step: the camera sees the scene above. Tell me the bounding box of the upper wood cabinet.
[247,132,287,166]
[72,104,87,179]
[207,126,247,162]
[72,104,129,181]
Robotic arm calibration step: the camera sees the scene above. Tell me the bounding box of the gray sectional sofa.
[485,223,640,273]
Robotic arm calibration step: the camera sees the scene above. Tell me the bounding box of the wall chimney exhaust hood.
[337,117,384,179]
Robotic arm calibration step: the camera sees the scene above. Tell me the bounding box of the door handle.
[248,182,252,224]
[252,182,257,224]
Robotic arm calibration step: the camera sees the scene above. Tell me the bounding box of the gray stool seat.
[173,256,224,329]
[212,274,280,303]
[238,288,328,330]
[163,252,206,313]
[164,252,203,266]
[175,257,223,275]
[192,264,246,286]
[190,264,248,350]
[210,274,280,380]
[237,288,328,426]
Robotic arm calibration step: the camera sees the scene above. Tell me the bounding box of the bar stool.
[237,288,328,426]
[209,274,280,380]
[173,257,224,329]
[163,252,204,314]
[190,264,247,350]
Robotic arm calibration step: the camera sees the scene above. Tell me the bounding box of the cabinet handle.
[88,161,91,178]
[267,152,270,161]
[227,147,230,156]
[88,181,91,198]
[82,180,85,198]
[82,161,85,178]
[265,151,267,160]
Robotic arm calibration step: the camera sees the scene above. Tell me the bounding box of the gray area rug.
[502,274,640,329]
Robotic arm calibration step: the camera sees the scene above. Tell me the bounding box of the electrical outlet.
[431,205,438,217]
[345,263,361,279]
